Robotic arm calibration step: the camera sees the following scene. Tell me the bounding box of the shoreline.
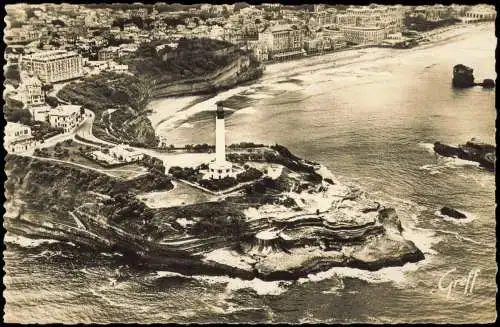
[148,22,492,139]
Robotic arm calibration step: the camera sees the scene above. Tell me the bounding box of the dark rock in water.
[377,208,403,233]
[434,138,495,172]
[452,64,475,88]
[434,141,460,157]
[440,207,467,219]
[324,178,334,185]
[481,79,495,89]
[480,153,496,172]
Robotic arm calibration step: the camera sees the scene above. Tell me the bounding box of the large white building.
[109,144,144,163]
[340,25,388,45]
[259,24,304,53]
[463,5,496,22]
[4,122,36,153]
[48,104,84,133]
[30,105,52,122]
[21,50,84,83]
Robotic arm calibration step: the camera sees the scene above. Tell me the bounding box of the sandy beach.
[147,23,493,142]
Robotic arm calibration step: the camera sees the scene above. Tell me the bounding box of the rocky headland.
[5,144,424,281]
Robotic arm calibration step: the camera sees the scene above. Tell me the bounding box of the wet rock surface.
[440,206,467,219]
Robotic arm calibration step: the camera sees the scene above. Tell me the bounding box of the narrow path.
[23,155,120,178]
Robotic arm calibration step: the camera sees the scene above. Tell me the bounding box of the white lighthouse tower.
[209,102,233,179]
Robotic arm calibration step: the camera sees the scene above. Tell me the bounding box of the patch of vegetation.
[236,166,263,183]
[57,72,158,147]
[161,200,249,240]
[228,142,266,149]
[185,143,215,153]
[5,64,20,86]
[198,176,238,191]
[141,154,165,174]
[6,155,173,198]
[4,97,63,140]
[168,166,199,183]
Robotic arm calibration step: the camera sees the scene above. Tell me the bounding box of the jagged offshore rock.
[452,64,475,88]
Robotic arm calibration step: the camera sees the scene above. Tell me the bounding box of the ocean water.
[4,24,496,323]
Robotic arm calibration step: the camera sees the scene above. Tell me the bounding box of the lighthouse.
[215,102,226,163]
[208,102,233,179]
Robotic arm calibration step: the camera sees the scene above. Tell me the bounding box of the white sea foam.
[418,164,442,175]
[152,271,291,296]
[156,271,189,279]
[4,235,60,248]
[232,106,258,115]
[195,275,292,296]
[418,142,436,154]
[298,261,425,287]
[435,229,483,246]
[179,122,194,129]
[157,86,251,132]
[401,224,440,256]
[442,157,481,168]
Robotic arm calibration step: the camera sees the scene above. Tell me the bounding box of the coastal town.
[4,3,497,157]
[2,3,497,324]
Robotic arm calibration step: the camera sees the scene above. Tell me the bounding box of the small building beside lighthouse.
[208,102,234,179]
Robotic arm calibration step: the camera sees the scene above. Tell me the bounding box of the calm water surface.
[4,25,496,323]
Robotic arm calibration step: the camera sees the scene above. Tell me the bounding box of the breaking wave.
[4,235,61,248]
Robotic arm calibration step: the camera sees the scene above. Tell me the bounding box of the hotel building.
[340,25,388,45]
[258,24,305,60]
[21,50,84,83]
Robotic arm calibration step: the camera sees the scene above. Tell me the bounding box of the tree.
[5,106,32,125]
[41,83,54,98]
[51,19,66,27]
[5,65,20,84]
[234,2,250,12]
[46,95,59,108]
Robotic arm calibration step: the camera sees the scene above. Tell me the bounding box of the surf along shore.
[149,22,489,141]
